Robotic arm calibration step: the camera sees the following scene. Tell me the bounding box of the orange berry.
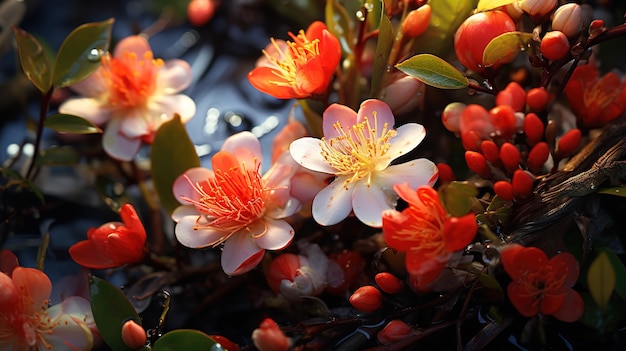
[121,320,146,350]
[541,30,570,61]
[460,104,493,139]
[461,131,483,152]
[555,128,582,158]
[377,320,412,345]
[436,162,456,183]
[375,272,404,294]
[350,286,383,313]
[187,0,216,27]
[402,5,431,38]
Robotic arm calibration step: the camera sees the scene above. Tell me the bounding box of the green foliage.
[587,250,615,312]
[438,181,478,217]
[476,0,514,12]
[370,6,393,98]
[152,330,219,351]
[151,114,201,214]
[35,146,81,167]
[396,54,469,89]
[89,275,141,351]
[44,113,102,134]
[52,18,114,88]
[325,0,355,55]
[482,31,534,67]
[12,27,52,93]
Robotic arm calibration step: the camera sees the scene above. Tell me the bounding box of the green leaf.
[438,181,478,217]
[476,0,514,12]
[151,114,200,214]
[44,113,102,134]
[35,146,81,166]
[89,275,141,351]
[152,330,219,351]
[396,54,469,89]
[599,186,626,197]
[12,27,52,93]
[370,8,393,98]
[52,18,114,88]
[325,0,354,55]
[587,251,616,312]
[598,248,626,301]
[482,31,533,68]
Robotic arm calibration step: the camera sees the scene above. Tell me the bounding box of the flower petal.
[508,283,540,317]
[352,181,397,227]
[357,99,395,129]
[102,118,142,161]
[255,218,294,250]
[173,167,214,204]
[376,159,439,190]
[119,110,150,139]
[312,179,353,226]
[289,138,335,174]
[171,205,199,222]
[221,231,265,276]
[42,311,94,351]
[69,240,116,269]
[322,103,357,138]
[158,59,192,94]
[442,214,477,252]
[113,35,151,58]
[385,123,425,160]
[11,267,52,309]
[149,94,197,124]
[119,204,147,243]
[58,98,110,125]
[221,131,263,165]
[67,70,108,97]
[174,215,230,248]
[552,290,584,322]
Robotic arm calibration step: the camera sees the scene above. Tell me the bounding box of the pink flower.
[59,35,196,161]
[172,132,301,276]
[251,318,291,351]
[0,251,95,351]
[289,99,438,227]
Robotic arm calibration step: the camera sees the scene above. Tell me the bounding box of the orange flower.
[248,21,341,99]
[69,203,147,269]
[501,244,584,322]
[382,184,477,290]
[564,63,626,129]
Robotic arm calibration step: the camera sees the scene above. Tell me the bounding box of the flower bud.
[187,0,216,27]
[252,318,291,351]
[541,30,570,61]
[121,320,146,350]
[454,10,516,73]
[349,286,383,313]
[442,102,466,133]
[512,169,535,199]
[523,113,544,145]
[552,3,582,39]
[377,320,412,345]
[375,272,404,294]
[436,163,456,183]
[381,74,425,115]
[465,151,492,179]
[461,131,483,152]
[518,0,557,21]
[499,142,521,172]
[527,141,549,172]
[460,104,494,139]
[555,128,582,159]
[489,105,517,139]
[402,5,431,38]
[480,140,500,164]
[496,82,526,112]
[494,180,514,201]
[526,87,550,111]
[326,250,366,295]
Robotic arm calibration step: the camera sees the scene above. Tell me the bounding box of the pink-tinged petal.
[67,70,108,97]
[552,290,584,322]
[312,179,353,226]
[385,123,425,160]
[171,205,199,222]
[323,103,358,138]
[157,59,192,94]
[174,215,230,248]
[221,231,265,276]
[12,267,52,309]
[102,118,142,161]
[173,167,214,203]
[392,182,421,207]
[42,311,94,351]
[58,98,111,125]
[263,152,297,189]
[0,272,18,313]
[221,131,263,165]
[113,35,151,58]
[266,195,301,219]
[357,99,395,129]
[289,138,336,174]
[352,181,397,228]
[255,218,294,250]
[272,119,308,163]
[0,249,19,275]
[376,159,439,190]
[149,94,196,123]
[119,110,149,138]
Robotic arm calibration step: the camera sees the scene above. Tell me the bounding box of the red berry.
[489,105,517,139]
[496,82,527,112]
[541,30,570,61]
[454,10,517,73]
[523,113,544,146]
[377,320,412,345]
[480,140,500,163]
[461,131,483,152]
[350,286,383,313]
[460,104,493,139]
[375,272,404,294]
[555,128,582,158]
[499,142,521,172]
[527,141,549,172]
[494,180,514,201]
[465,151,492,178]
[121,320,146,350]
[442,102,466,133]
[436,162,456,183]
[512,169,535,199]
[402,5,431,38]
[187,0,216,27]
[526,87,550,111]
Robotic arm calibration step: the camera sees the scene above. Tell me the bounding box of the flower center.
[263,30,320,87]
[320,114,397,188]
[183,159,269,244]
[101,50,163,109]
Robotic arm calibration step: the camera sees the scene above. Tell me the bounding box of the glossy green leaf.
[44,113,102,134]
[89,275,141,351]
[370,8,393,98]
[409,0,478,56]
[587,251,615,312]
[396,54,469,89]
[12,27,52,93]
[325,0,354,55]
[35,146,81,166]
[300,99,323,138]
[52,18,114,88]
[152,330,219,351]
[476,0,514,12]
[598,248,626,301]
[482,31,533,68]
[365,0,383,31]
[151,114,200,214]
[599,186,626,197]
[438,181,478,217]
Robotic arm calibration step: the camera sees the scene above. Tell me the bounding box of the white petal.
[323,103,357,138]
[171,205,199,222]
[221,231,264,276]
[58,98,110,125]
[119,110,149,138]
[289,138,336,174]
[102,119,141,161]
[255,218,294,250]
[376,159,439,190]
[352,181,397,228]
[174,215,229,248]
[173,167,213,203]
[221,131,263,165]
[312,179,353,226]
[385,123,425,161]
[158,59,193,94]
[149,94,196,123]
[41,311,93,351]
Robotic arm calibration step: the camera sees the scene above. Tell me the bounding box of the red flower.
[564,63,626,129]
[501,244,584,322]
[248,21,341,99]
[69,203,147,269]
[382,184,477,289]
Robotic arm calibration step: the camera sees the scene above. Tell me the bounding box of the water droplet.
[210,344,225,351]
[86,48,103,62]
[224,111,251,133]
[356,10,366,21]
[482,246,501,266]
[590,183,596,190]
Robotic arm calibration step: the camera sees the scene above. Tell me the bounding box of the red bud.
[499,142,521,172]
[349,286,383,313]
[555,128,582,159]
[436,163,456,183]
[523,113,544,146]
[496,82,526,112]
[402,5,431,38]
[494,180,514,201]
[527,141,549,172]
[512,169,535,199]
[489,105,517,139]
[375,272,404,294]
[541,30,570,61]
[480,140,500,163]
[121,320,146,350]
[526,87,550,111]
[465,151,492,178]
[377,320,412,345]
